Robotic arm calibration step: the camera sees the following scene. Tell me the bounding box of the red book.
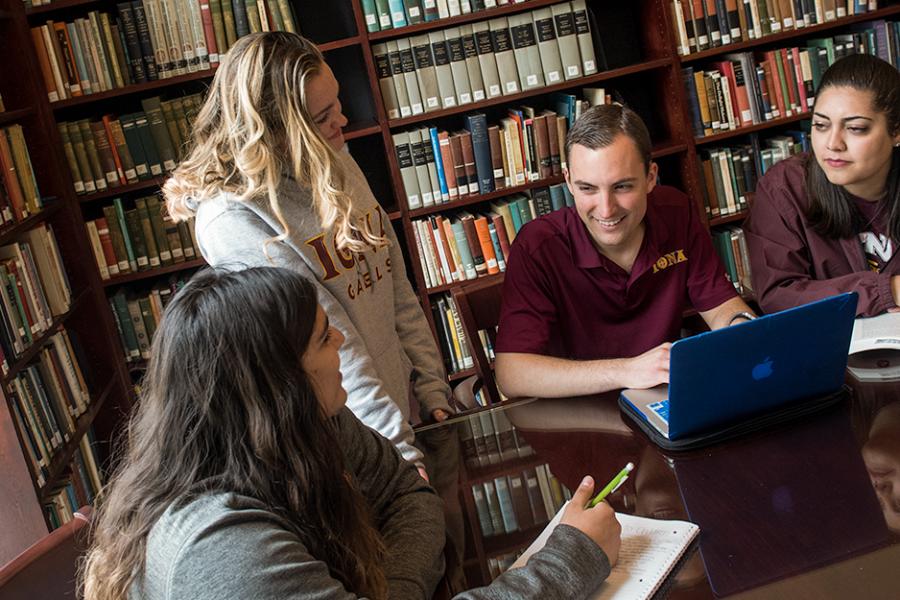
[437,131,458,199]
[490,212,511,262]
[762,58,786,120]
[448,134,468,197]
[0,131,27,221]
[95,217,120,276]
[460,215,486,275]
[101,115,127,185]
[198,0,219,66]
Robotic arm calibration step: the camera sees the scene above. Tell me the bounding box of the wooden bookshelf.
[101,258,206,287]
[695,111,812,145]
[0,107,34,126]
[24,0,104,16]
[0,199,61,246]
[77,178,166,203]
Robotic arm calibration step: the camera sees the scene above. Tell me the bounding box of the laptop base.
[618,386,850,451]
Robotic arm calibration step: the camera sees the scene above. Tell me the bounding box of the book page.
[511,504,699,600]
[850,313,900,354]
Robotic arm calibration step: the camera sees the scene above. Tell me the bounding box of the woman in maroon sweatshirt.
[744,54,900,317]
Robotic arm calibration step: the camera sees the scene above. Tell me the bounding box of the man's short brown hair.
[565,104,652,172]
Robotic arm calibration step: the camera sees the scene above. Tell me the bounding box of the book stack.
[670,0,882,56]
[470,462,572,539]
[7,330,93,489]
[700,129,808,218]
[412,184,573,289]
[361,0,538,33]
[393,107,570,210]
[57,94,202,195]
[0,225,73,372]
[374,1,599,118]
[712,226,754,295]
[42,433,103,530]
[84,196,198,281]
[683,20,900,138]
[29,0,299,101]
[0,125,44,226]
[108,274,191,362]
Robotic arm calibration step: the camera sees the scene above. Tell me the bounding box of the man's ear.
[563,167,574,193]
[646,161,659,193]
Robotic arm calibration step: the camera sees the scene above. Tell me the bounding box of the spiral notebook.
[511,504,700,600]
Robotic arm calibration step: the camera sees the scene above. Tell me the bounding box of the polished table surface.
[502,377,900,599]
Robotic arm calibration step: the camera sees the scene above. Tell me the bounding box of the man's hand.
[561,476,622,566]
[619,342,671,389]
[432,408,449,422]
[417,466,430,483]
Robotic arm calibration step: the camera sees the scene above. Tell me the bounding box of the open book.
[511,503,699,600]
[850,313,900,354]
[848,314,900,381]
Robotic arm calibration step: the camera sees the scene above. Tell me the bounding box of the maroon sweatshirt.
[743,154,898,317]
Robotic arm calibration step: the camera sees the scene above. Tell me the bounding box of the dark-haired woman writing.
[81,267,621,600]
[744,54,900,316]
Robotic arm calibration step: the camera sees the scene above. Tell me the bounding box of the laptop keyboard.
[649,399,670,424]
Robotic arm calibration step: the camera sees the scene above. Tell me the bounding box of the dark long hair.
[82,267,387,600]
[806,54,900,240]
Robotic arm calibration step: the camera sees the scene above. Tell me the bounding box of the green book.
[360,0,380,32]
[135,197,161,267]
[124,208,150,271]
[113,198,138,272]
[277,0,296,33]
[221,0,238,48]
[110,291,140,360]
[66,121,97,193]
[208,0,228,57]
[77,119,108,191]
[159,100,184,160]
[140,97,177,172]
[102,204,131,273]
[373,0,392,31]
[132,112,163,176]
[138,296,156,341]
[57,122,84,194]
[145,196,173,265]
[265,0,285,32]
[245,0,262,33]
[119,113,151,180]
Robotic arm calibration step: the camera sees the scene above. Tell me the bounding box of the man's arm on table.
[698,295,756,330]
[495,343,671,399]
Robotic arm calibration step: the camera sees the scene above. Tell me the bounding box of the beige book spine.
[472,21,502,98]
[410,35,441,112]
[489,17,519,95]
[373,43,400,120]
[444,27,473,106]
[459,24,485,102]
[508,12,544,91]
[571,0,598,75]
[532,7,563,85]
[429,30,458,109]
[396,38,424,115]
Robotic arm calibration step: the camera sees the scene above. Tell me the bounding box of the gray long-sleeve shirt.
[134,408,611,600]
[193,149,452,467]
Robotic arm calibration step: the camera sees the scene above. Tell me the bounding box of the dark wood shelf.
[388,57,674,129]
[319,36,362,52]
[344,120,382,140]
[449,367,476,382]
[695,110,811,146]
[2,289,88,386]
[0,108,34,126]
[78,178,166,203]
[368,0,562,41]
[0,200,61,247]
[102,258,206,287]
[465,453,547,486]
[409,175,566,219]
[25,0,104,16]
[388,210,402,221]
[710,210,748,226]
[427,270,504,295]
[37,375,115,500]
[679,5,900,64]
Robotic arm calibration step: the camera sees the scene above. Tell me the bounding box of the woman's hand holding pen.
[561,476,622,566]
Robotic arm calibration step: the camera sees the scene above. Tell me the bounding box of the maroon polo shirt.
[496,185,737,360]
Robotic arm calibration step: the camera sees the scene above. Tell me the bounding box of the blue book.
[450,219,477,279]
[464,113,494,194]
[562,185,574,208]
[429,127,449,201]
[387,0,407,28]
[487,222,506,271]
[548,184,566,211]
[506,196,523,233]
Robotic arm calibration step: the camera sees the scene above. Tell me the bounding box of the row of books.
[361,0,537,32]
[84,196,198,280]
[393,107,568,209]
[700,130,807,217]
[712,226,754,295]
[7,330,92,489]
[412,184,573,289]
[0,225,72,368]
[109,275,190,362]
[670,0,882,57]
[470,462,571,537]
[30,0,298,102]
[374,1,599,117]
[43,435,103,531]
[487,550,523,580]
[0,125,44,225]
[460,407,531,468]
[58,94,201,195]
[432,293,473,374]
[683,21,900,138]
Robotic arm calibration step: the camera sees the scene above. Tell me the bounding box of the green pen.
[587,462,634,508]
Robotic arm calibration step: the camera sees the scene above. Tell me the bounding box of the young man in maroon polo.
[495,105,756,399]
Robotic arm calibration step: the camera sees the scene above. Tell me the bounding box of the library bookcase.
[2,0,899,580]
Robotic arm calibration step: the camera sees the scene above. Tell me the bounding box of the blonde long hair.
[164,32,387,253]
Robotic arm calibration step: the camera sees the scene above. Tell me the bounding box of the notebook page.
[850,313,900,354]
[511,504,699,600]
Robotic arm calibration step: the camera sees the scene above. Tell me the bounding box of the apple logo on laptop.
[752,357,774,381]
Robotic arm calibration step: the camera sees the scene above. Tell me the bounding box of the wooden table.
[504,377,900,599]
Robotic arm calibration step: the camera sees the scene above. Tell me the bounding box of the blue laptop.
[619,293,858,446]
